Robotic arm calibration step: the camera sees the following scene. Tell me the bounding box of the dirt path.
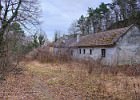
[0,61,54,100]
[32,74,53,100]
[0,70,41,100]
[20,61,53,100]
[19,60,140,100]
[22,61,85,100]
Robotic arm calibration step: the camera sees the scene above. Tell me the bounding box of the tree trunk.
[0,27,8,79]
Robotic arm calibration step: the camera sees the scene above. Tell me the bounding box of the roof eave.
[71,44,115,48]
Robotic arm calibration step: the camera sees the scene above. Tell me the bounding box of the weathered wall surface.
[53,26,140,65]
[117,26,140,65]
[73,47,118,65]
[73,26,140,65]
[53,47,72,55]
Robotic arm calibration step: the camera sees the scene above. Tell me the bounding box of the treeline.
[3,22,46,66]
[68,0,140,36]
[0,23,46,80]
[0,0,43,79]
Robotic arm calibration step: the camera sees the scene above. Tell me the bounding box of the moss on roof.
[71,25,132,47]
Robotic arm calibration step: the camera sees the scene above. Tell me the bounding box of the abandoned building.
[53,25,140,65]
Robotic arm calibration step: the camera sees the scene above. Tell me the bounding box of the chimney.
[77,34,80,43]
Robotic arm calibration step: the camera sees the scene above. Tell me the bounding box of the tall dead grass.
[25,46,140,100]
[26,46,140,77]
[26,46,72,63]
[83,59,140,76]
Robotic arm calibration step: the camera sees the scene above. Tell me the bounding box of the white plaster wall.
[117,26,140,65]
[73,26,140,65]
[53,47,72,55]
[73,47,117,65]
[54,26,140,65]
[53,48,59,54]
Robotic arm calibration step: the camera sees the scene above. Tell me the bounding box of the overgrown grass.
[0,65,42,100]
[24,46,140,99]
[26,46,71,63]
[24,60,140,100]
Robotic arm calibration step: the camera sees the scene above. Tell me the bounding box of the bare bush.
[69,58,140,77]
[26,45,140,77]
[23,49,140,99]
[26,46,72,64]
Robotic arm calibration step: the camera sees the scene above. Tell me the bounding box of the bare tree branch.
[0,0,40,45]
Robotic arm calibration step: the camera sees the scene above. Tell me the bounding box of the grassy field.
[23,60,140,100]
[0,60,140,100]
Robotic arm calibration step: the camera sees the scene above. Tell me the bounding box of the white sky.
[40,0,112,40]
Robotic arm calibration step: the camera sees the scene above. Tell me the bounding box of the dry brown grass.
[0,64,53,100]
[22,47,140,100]
[3,45,140,99]
[26,46,72,64]
[23,60,140,100]
[1,60,139,99]
[0,68,37,100]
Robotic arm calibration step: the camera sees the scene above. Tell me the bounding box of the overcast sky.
[40,0,112,40]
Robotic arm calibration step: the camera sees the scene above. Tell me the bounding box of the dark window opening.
[79,49,81,54]
[90,49,92,55]
[71,50,73,56]
[101,49,106,57]
[83,49,85,54]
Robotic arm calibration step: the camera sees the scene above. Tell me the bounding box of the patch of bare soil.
[0,72,36,99]
[0,65,53,100]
